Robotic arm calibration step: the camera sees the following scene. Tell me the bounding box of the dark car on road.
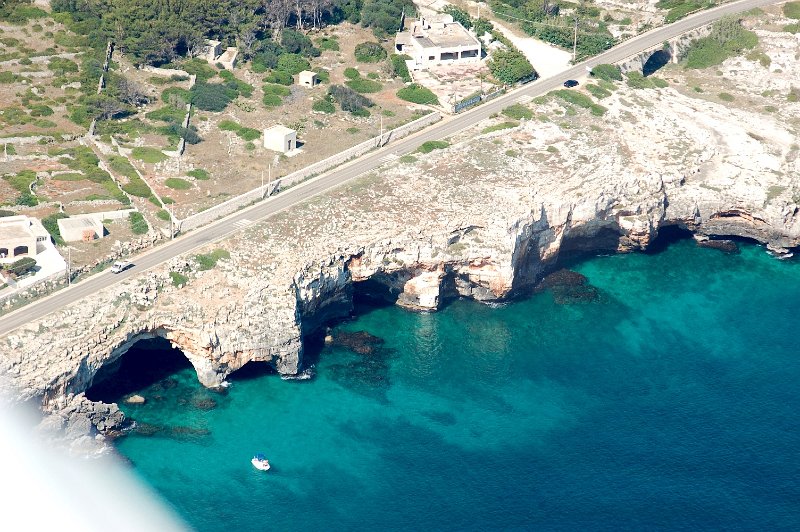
[563,79,579,88]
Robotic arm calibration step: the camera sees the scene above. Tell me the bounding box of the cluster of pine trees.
[51,0,412,65]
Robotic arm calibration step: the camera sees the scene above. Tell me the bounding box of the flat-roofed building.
[57,216,105,243]
[263,125,297,154]
[395,15,482,70]
[298,70,318,87]
[0,215,50,263]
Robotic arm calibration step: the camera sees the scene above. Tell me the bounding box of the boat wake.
[280,365,315,381]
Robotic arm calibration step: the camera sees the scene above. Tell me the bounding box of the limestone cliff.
[1,16,799,437]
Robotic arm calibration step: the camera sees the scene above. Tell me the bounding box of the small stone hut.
[298,70,318,87]
[263,125,297,153]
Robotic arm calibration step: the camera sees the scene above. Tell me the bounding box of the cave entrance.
[86,337,193,404]
[643,49,671,76]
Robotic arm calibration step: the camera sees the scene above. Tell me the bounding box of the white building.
[0,215,50,264]
[203,40,238,69]
[395,15,482,71]
[263,125,297,154]
[57,216,104,243]
[298,70,318,87]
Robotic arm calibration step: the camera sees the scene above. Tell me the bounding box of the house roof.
[57,217,101,232]
[263,125,296,136]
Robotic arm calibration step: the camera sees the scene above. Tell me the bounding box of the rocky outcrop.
[1,16,799,438]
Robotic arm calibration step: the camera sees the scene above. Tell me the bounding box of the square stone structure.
[395,15,482,71]
[203,40,222,62]
[218,47,238,70]
[263,125,297,153]
[298,70,318,87]
[57,216,104,243]
[0,215,50,264]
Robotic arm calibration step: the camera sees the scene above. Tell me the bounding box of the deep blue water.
[101,239,800,530]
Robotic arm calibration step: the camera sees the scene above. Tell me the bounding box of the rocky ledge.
[1,15,799,439]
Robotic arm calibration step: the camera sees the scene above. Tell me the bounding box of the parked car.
[110,260,133,274]
[563,79,579,88]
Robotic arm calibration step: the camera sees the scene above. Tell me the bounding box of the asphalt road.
[0,0,779,336]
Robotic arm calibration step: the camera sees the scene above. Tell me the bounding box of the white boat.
[251,453,270,471]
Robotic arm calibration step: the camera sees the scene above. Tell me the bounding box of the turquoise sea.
[91,238,800,530]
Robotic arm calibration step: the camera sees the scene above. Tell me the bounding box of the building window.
[428,56,435,61]
[0,248,7,258]
[460,49,479,58]
[13,245,28,256]
[440,52,458,61]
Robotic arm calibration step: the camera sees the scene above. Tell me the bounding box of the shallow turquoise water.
[105,240,800,530]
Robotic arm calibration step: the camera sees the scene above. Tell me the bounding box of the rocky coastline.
[2,19,800,448]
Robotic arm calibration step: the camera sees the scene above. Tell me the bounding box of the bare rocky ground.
[2,7,799,446]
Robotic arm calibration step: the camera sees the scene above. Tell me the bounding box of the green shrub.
[161,86,192,106]
[191,82,235,112]
[502,104,533,120]
[651,77,668,88]
[277,53,310,75]
[0,71,19,83]
[3,169,37,193]
[399,155,417,164]
[329,84,375,113]
[351,108,370,117]
[4,144,17,155]
[129,212,148,235]
[482,121,519,134]
[390,54,411,82]
[180,58,217,82]
[345,78,383,93]
[586,84,612,99]
[146,106,185,124]
[417,140,449,153]
[170,271,188,287]
[263,84,291,97]
[354,42,387,63]
[131,147,167,163]
[15,192,38,206]
[165,177,191,190]
[315,69,330,83]
[487,49,535,84]
[4,257,37,277]
[41,212,68,245]
[784,23,800,33]
[187,168,210,180]
[397,84,439,105]
[219,120,240,132]
[551,89,606,115]
[784,1,800,19]
[344,67,360,80]
[312,98,335,113]
[262,93,283,107]
[685,16,758,69]
[591,64,622,81]
[263,70,293,85]
[195,248,230,270]
[317,36,340,51]
[29,104,54,117]
[157,209,171,221]
[718,92,734,101]
[121,175,152,198]
[109,156,138,178]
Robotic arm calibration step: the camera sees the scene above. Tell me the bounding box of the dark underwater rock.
[332,330,385,355]
[697,239,739,253]
[535,269,600,304]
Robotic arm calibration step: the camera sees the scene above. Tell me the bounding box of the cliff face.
[1,22,799,434]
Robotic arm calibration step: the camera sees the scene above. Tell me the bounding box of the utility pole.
[380,113,383,145]
[261,170,264,199]
[67,246,71,286]
[573,17,579,62]
[167,203,173,239]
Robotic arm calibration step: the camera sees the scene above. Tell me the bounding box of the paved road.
[0,0,779,336]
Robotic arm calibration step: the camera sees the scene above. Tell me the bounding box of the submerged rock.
[331,330,385,355]
[535,269,601,304]
[697,239,739,253]
[192,397,217,410]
